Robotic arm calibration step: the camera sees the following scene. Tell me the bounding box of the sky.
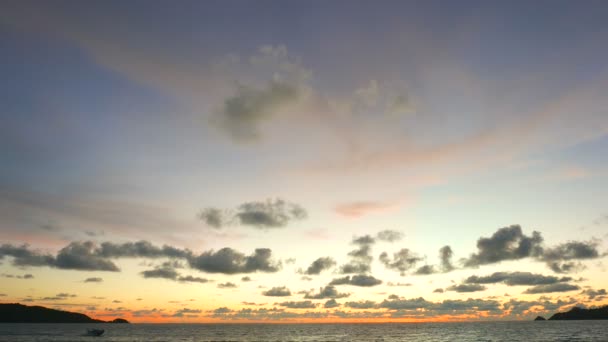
[1,0,608,323]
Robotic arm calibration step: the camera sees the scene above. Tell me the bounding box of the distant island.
[534,305,608,321]
[0,303,129,323]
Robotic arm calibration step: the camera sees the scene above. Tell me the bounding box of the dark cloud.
[277,300,317,309]
[177,275,210,283]
[304,285,350,299]
[414,265,436,275]
[84,277,103,283]
[0,243,56,268]
[215,79,301,142]
[464,272,572,286]
[199,208,231,229]
[141,266,179,280]
[581,288,607,300]
[262,286,291,297]
[241,276,252,282]
[523,283,580,294]
[97,240,191,259]
[324,299,340,308]
[379,248,422,275]
[464,225,543,267]
[200,199,307,229]
[55,242,120,271]
[172,308,202,317]
[433,288,444,293]
[446,284,487,293]
[539,241,601,273]
[376,230,403,242]
[345,300,377,309]
[188,248,280,274]
[439,246,455,272]
[339,235,374,274]
[329,274,382,287]
[303,257,336,275]
[218,282,238,289]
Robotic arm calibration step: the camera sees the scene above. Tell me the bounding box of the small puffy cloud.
[84,277,103,283]
[415,265,436,275]
[376,230,404,242]
[277,300,317,309]
[200,199,307,229]
[241,276,252,282]
[539,241,601,273]
[217,282,237,289]
[464,272,572,286]
[379,248,422,274]
[439,246,455,272]
[0,244,56,268]
[141,266,179,280]
[188,248,280,274]
[446,284,487,293]
[178,275,210,283]
[329,274,382,287]
[304,285,350,299]
[303,257,336,275]
[339,235,375,274]
[464,225,543,267]
[262,286,291,297]
[433,288,444,293]
[523,283,580,294]
[324,299,340,308]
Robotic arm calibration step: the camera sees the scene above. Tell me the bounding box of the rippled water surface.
[1,321,607,341]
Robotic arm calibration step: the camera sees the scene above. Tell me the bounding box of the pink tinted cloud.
[334,200,402,218]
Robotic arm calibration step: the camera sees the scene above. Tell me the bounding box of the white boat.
[85,329,105,336]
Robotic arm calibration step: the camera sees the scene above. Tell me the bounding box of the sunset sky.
[1,0,608,323]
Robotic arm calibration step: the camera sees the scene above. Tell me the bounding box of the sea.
[0,321,607,341]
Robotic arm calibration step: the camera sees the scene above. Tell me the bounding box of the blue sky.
[0,0,607,322]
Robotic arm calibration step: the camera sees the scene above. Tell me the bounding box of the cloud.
[523,283,580,294]
[0,243,57,268]
[379,248,422,275]
[414,265,436,275]
[324,299,340,308]
[304,285,350,299]
[215,80,301,141]
[334,200,399,218]
[581,288,607,300]
[241,276,252,282]
[446,284,487,293]
[198,208,230,229]
[84,277,103,283]
[55,241,120,271]
[464,225,543,267]
[218,282,238,289]
[262,286,291,297]
[433,288,444,293]
[376,230,404,242]
[439,246,455,272]
[539,241,601,273]
[329,275,382,287]
[141,266,179,280]
[277,301,317,309]
[303,257,336,275]
[345,300,378,309]
[199,198,307,229]
[177,275,210,283]
[188,248,280,274]
[97,240,192,259]
[339,235,375,274]
[464,272,573,286]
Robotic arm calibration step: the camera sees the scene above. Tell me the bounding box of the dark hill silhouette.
[548,305,608,320]
[0,303,129,323]
[534,316,546,321]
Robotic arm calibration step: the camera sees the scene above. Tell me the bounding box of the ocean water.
[0,321,607,341]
